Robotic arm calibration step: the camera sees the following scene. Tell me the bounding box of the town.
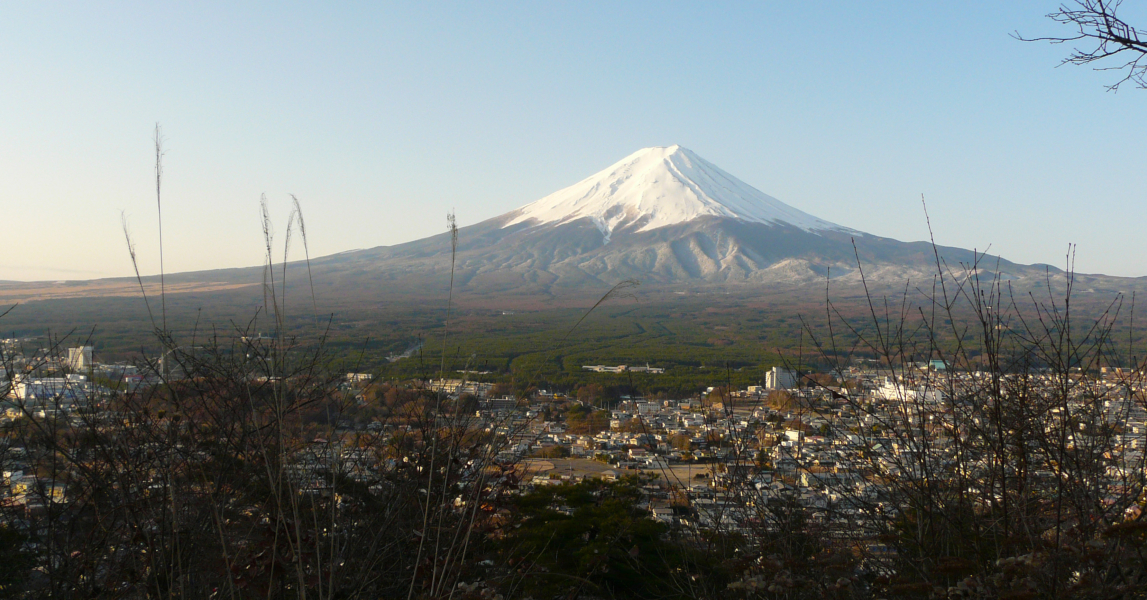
[5,339,1145,573]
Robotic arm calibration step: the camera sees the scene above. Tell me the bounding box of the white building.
[766,367,797,390]
[9,376,88,402]
[67,346,93,371]
[875,378,944,404]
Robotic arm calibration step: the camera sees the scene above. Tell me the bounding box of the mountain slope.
[3,145,1142,308]
[299,145,1057,296]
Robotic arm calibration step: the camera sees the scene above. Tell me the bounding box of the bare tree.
[1017,0,1147,91]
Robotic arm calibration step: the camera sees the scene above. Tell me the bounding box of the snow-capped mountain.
[9,144,1100,308]
[297,145,1059,297]
[505,145,845,243]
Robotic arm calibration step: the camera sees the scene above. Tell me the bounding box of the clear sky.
[3,2,1145,281]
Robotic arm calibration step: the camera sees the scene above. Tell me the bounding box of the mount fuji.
[4,145,1134,309]
[294,144,1066,300]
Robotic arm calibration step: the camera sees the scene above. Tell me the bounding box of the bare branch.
[1016,0,1147,90]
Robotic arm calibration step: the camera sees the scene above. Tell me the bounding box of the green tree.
[766,389,795,409]
[669,433,692,450]
[502,477,719,599]
[0,525,32,596]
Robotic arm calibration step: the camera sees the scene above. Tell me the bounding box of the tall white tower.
[67,346,93,371]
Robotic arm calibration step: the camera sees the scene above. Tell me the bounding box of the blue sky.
[2,2,1145,280]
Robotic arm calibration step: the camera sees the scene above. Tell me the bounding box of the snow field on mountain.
[505,145,844,242]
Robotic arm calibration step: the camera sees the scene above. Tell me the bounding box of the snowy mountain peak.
[505,145,843,243]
